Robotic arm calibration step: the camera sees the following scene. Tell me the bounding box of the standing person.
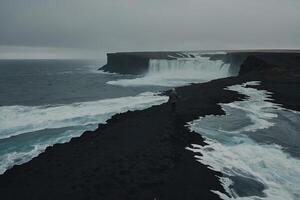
[169,88,179,112]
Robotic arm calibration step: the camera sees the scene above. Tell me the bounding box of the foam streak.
[188,81,300,200]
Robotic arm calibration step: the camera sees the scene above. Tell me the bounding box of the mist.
[1,0,300,58]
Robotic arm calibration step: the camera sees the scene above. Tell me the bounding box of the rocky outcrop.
[101,53,150,74]
[100,52,190,74]
[100,51,300,77]
[238,54,300,81]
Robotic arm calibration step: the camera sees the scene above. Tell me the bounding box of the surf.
[0,92,168,174]
[187,82,300,200]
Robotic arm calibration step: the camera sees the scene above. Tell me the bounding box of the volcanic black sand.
[0,53,299,200]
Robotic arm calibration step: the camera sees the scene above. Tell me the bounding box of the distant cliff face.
[100,52,190,75]
[100,51,300,80]
[101,53,150,75]
[238,53,300,80]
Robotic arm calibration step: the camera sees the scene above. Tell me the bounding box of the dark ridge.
[100,50,300,76]
[0,52,299,200]
[101,53,150,75]
[237,54,300,111]
[238,55,300,80]
[238,55,271,76]
[0,76,248,200]
[101,52,188,74]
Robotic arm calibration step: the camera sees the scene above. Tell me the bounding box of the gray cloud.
[0,0,300,58]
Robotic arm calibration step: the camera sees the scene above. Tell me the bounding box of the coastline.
[0,52,299,199]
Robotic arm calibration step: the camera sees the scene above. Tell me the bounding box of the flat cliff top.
[107,51,189,59]
[107,49,300,57]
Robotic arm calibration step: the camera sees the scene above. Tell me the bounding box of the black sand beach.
[0,52,299,200]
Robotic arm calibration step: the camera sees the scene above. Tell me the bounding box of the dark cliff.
[101,53,150,75]
[100,52,190,74]
[100,51,300,76]
[237,53,300,80]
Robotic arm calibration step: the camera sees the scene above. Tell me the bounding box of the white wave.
[95,69,118,75]
[224,81,281,133]
[107,56,234,87]
[0,92,168,140]
[187,140,300,200]
[81,64,114,74]
[187,82,300,200]
[0,129,84,175]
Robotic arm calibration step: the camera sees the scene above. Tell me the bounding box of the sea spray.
[187,82,300,200]
[0,92,168,174]
[107,55,237,87]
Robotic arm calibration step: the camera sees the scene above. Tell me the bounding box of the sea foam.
[0,92,168,140]
[0,92,168,174]
[107,55,235,87]
[187,81,300,200]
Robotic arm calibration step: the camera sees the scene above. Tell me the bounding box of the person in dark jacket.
[169,88,179,112]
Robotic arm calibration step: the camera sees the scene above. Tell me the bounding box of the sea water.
[187,82,300,200]
[0,59,168,174]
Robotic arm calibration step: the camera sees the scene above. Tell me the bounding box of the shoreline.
[0,53,299,199]
[0,76,248,199]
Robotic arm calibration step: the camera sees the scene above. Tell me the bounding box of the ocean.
[0,54,299,200]
[0,58,167,174]
[188,81,300,200]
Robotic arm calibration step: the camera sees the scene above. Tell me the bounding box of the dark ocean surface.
[0,59,165,106]
[0,59,167,174]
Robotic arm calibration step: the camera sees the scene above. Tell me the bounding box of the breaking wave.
[0,92,167,140]
[0,92,168,174]
[187,82,300,200]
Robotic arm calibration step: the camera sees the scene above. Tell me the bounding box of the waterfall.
[148,56,232,79]
[107,55,238,87]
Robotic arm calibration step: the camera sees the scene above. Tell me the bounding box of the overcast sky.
[0,0,300,58]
